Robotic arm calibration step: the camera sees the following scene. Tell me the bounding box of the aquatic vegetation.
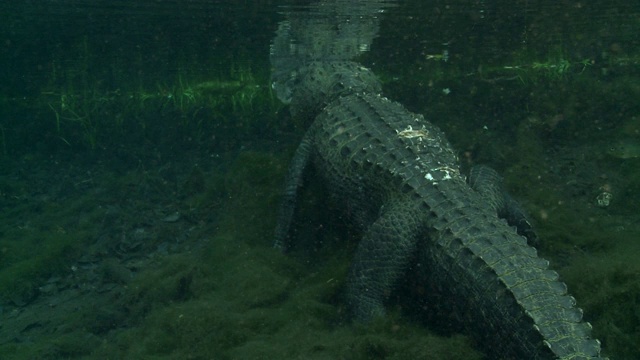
[0,193,101,305]
[500,55,592,83]
[28,36,284,153]
[39,67,282,151]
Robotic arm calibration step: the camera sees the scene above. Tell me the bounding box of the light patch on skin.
[424,166,460,184]
[435,166,459,180]
[396,125,430,140]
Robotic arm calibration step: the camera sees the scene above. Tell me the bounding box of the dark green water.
[0,1,639,358]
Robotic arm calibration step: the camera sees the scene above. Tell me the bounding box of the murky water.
[1,1,639,358]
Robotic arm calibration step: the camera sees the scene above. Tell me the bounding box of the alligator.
[271,3,606,359]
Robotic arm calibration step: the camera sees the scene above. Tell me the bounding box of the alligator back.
[291,91,605,359]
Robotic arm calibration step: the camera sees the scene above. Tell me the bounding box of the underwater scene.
[0,0,639,358]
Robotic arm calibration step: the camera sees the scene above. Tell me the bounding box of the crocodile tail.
[419,185,605,359]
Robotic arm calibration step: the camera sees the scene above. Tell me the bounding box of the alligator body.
[271,3,605,359]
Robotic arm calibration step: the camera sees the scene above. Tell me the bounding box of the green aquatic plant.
[36,35,283,152]
[418,44,595,85]
[531,58,571,76]
[168,74,199,114]
[503,57,591,81]
[44,91,100,149]
[495,46,593,83]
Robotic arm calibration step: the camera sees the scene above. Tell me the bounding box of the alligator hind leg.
[274,132,314,251]
[468,165,538,246]
[346,199,422,322]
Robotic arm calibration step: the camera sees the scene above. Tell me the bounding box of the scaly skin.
[274,62,606,359]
